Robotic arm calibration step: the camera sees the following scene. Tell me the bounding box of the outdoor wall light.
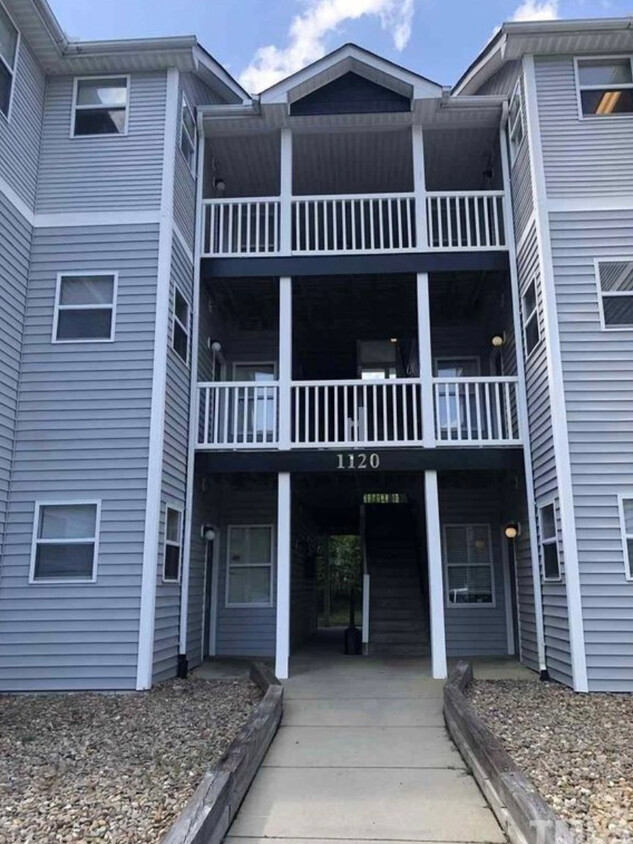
[504,523,521,540]
[201,525,217,542]
[209,339,222,353]
[213,177,226,193]
[390,337,398,343]
[491,333,506,348]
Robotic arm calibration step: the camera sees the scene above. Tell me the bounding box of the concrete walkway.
[224,646,507,844]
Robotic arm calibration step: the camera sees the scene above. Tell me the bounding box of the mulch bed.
[467,679,633,844]
[0,676,262,843]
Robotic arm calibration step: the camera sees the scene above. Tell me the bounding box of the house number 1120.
[336,453,380,469]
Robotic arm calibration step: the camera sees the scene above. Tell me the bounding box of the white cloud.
[238,0,415,94]
[510,0,560,21]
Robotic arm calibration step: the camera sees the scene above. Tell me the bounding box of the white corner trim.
[548,196,633,213]
[136,66,180,692]
[179,124,206,659]
[523,54,588,692]
[499,123,547,675]
[172,221,194,265]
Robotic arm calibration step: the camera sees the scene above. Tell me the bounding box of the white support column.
[425,470,447,679]
[279,276,292,449]
[499,120,548,676]
[280,129,293,255]
[276,472,291,680]
[412,123,428,250]
[417,272,435,448]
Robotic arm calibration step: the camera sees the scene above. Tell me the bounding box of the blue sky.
[48,0,631,90]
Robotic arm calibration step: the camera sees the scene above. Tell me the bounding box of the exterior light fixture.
[390,337,398,343]
[491,333,506,348]
[213,177,226,193]
[201,525,216,542]
[504,523,521,540]
[209,339,222,353]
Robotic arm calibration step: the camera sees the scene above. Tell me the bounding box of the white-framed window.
[508,80,524,163]
[163,505,183,583]
[180,95,197,174]
[53,273,117,343]
[443,523,495,607]
[72,76,129,137]
[575,56,633,118]
[172,287,190,364]
[522,278,540,356]
[226,525,274,607]
[595,259,633,329]
[30,501,100,583]
[0,0,19,120]
[618,495,633,581]
[539,501,561,581]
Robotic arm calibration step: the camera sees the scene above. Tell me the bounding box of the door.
[233,363,276,442]
[433,358,480,439]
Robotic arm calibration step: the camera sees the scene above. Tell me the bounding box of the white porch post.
[276,471,291,680]
[280,129,293,255]
[279,276,292,449]
[412,123,428,250]
[417,272,435,448]
[425,470,447,679]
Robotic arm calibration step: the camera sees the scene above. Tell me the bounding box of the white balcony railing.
[292,379,424,447]
[426,191,506,251]
[201,190,506,257]
[197,377,521,450]
[432,377,519,444]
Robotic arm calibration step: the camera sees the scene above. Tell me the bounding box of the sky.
[47,0,632,91]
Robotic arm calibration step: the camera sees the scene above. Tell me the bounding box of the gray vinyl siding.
[535,55,633,198]
[514,497,539,671]
[153,238,194,683]
[475,60,521,96]
[215,478,277,658]
[35,72,167,213]
[0,35,45,209]
[549,208,633,691]
[0,223,158,691]
[440,482,509,657]
[0,195,31,556]
[187,466,213,669]
[510,76,534,241]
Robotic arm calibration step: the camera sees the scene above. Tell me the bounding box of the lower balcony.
[196,377,521,450]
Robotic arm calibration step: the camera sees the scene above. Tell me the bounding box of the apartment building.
[1,0,632,693]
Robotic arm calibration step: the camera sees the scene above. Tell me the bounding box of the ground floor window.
[443,523,494,606]
[618,496,633,580]
[30,502,100,582]
[226,525,274,607]
[539,502,561,581]
[163,506,183,582]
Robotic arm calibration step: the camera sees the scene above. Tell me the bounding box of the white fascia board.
[259,43,442,105]
[193,45,250,104]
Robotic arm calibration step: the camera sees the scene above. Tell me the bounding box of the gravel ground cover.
[468,680,633,844]
[0,676,262,844]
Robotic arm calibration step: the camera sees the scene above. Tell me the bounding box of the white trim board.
[136,66,180,692]
[523,54,588,693]
[548,197,633,213]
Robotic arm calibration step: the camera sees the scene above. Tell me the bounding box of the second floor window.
[596,260,633,329]
[0,1,18,119]
[172,288,190,364]
[54,273,117,343]
[576,58,633,117]
[180,96,197,174]
[522,278,540,356]
[73,77,129,136]
[508,81,524,163]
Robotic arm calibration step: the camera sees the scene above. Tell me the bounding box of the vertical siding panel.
[0,224,158,691]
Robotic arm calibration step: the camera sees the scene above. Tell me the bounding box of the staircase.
[364,504,429,658]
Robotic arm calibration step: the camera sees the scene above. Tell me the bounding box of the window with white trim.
[0,1,18,119]
[180,96,197,174]
[444,524,494,606]
[54,274,116,342]
[596,260,633,328]
[31,502,99,582]
[576,58,633,117]
[522,278,540,356]
[619,497,633,580]
[73,76,129,136]
[226,525,274,607]
[508,81,524,163]
[539,502,561,581]
[172,287,190,364]
[163,506,183,582]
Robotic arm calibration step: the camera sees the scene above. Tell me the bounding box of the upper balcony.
[200,120,508,260]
